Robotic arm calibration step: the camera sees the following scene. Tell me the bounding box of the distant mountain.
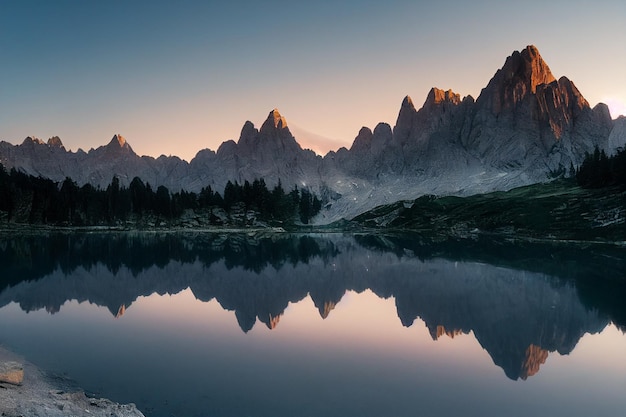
[1,45,623,221]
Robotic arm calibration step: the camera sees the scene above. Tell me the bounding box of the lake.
[0,232,625,417]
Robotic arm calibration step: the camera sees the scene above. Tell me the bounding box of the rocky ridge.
[1,45,623,222]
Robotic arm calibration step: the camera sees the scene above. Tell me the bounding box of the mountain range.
[1,45,624,222]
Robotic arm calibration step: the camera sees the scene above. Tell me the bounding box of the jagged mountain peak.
[230,109,306,171]
[262,108,288,130]
[393,88,464,146]
[319,301,336,319]
[242,120,256,131]
[238,121,259,147]
[216,139,238,156]
[477,45,557,114]
[47,136,64,148]
[0,45,616,223]
[100,133,136,156]
[519,344,549,380]
[393,96,418,144]
[513,45,556,91]
[401,95,416,111]
[546,76,590,112]
[425,88,462,105]
[349,126,374,153]
[108,134,127,148]
[357,126,373,137]
[22,136,45,146]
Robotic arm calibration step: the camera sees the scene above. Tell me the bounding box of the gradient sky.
[1,0,625,161]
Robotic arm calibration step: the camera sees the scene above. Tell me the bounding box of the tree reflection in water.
[0,231,624,381]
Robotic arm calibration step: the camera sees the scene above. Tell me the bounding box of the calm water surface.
[0,232,625,417]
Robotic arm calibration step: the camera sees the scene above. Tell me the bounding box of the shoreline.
[0,222,624,249]
[0,345,145,417]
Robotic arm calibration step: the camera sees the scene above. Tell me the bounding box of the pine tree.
[129,177,148,215]
[155,185,172,219]
[59,177,79,224]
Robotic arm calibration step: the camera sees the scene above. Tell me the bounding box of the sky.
[1,0,625,161]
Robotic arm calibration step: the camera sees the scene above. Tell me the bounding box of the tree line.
[575,147,626,189]
[0,164,322,226]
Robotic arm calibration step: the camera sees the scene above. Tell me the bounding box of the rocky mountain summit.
[1,46,623,221]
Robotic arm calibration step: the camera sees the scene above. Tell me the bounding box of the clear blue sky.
[1,0,625,160]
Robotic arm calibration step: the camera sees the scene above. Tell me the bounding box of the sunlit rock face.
[47,136,64,148]
[430,325,466,341]
[265,313,282,330]
[116,304,126,319]
[464,46,611,179]
[319,301,337,319]
[0,46,615,221]
[476,45,557,114]
[520,344,549,380]
[0,361,24,386]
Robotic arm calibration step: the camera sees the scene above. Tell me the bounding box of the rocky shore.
[0,346,144,417]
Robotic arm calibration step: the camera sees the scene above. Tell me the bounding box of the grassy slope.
[352,180,626,243]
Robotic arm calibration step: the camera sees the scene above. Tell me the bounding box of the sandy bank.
[0,346,144,417]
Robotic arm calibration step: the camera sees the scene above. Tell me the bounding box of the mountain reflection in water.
[1,232,624,383]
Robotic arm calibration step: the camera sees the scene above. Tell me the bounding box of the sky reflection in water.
[0,232,624,417]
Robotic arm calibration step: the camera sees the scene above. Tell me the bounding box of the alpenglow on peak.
[0,44,619,223]
[110,134,127,147]
[426,88,462,105]
[476,45,558,114]
[267,109,288,129]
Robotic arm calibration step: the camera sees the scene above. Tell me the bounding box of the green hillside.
[351,180,625,243]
